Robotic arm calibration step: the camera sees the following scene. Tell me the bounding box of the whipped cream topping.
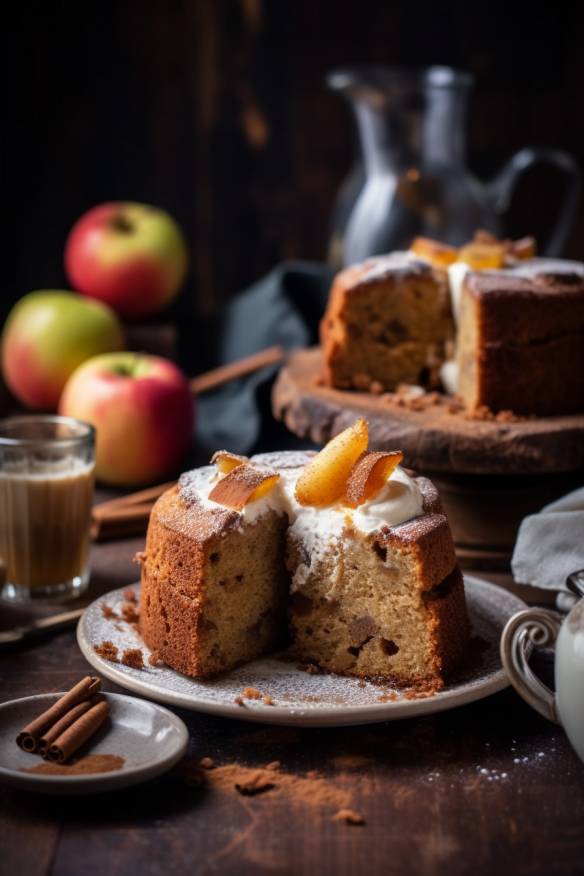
[178,452,424,540]
[446,261,470,326]
[352,466,424,534]
[360,251,429,283]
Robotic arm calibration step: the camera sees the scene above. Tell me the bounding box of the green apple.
[1,291,124,409]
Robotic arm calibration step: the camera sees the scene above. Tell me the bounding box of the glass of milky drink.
[0,416,95,601]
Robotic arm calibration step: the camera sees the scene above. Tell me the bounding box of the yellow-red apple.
[59,352,193,486]
[65,202,188,319]
[1,291,124,409]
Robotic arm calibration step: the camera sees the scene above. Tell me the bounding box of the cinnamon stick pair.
[91,482,174,541]
[16,676,110,763]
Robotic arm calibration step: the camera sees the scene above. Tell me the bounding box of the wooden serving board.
[272,348,584,572]
[272,348,584,475]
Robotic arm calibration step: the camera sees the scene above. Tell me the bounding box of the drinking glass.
[0,416,95,601]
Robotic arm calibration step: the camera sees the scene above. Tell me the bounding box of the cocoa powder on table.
[182,761,355,811]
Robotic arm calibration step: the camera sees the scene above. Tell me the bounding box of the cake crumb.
[262,695,274,706]
[369,380,384,395]
[234,696,244,706]
[199,757,215,770]
[465,404,495,422]
[133,551,146,565]
[299,662,322,675]
[148,651,163,667]
[235,771,276,796]
[121,602,140,624]
[332,808,365,825]
[121,648,144,669]
[352,373,371,391]
[265,761,280,771]
[123,588,138,603]
[242,687,263,700]
[377,692,399,703]
[94,640,118,662]
[101,604,118,621]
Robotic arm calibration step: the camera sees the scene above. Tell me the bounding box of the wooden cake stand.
[272,348,584,574]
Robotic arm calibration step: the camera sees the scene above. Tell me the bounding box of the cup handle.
[499,608,562,724]
[487,148,581,256]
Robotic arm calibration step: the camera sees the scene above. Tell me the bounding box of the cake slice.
[286,430,468,688]
[139,460,291,678]
[320,253,453,391]
[456,261,584,415]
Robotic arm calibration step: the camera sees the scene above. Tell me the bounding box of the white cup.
[500,593,584,762]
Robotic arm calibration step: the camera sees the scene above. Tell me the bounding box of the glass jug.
[327,66,580,268]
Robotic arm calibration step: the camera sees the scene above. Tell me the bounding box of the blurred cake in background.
[320,232,584,416]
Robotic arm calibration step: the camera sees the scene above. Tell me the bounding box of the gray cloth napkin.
[196,261,331,455]
[511,487,584,607]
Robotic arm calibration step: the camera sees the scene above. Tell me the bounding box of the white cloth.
[511,487,584,592]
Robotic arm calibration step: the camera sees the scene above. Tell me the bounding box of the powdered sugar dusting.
[360,251,430,284]
[78,576,525,727]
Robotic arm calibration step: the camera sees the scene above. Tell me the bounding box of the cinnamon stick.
[190,345,284,395]
[91,502,154,541]
[92,482,176,515]
[37,695,102,757]
[47,699,110,763]
[16,676,102,752]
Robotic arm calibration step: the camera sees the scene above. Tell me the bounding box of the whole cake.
[139,419,469,689]
[320,233,584,415]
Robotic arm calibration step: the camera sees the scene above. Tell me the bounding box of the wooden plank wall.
[5,0,584,335]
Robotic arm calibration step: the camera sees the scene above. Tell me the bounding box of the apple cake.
[320,253,453,392]
[139,419,469,689]
[320,233,584,416]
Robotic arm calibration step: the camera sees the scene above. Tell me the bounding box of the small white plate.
[0,692,188,794]
[78,576,525,727]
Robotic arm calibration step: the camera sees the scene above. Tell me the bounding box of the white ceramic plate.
[77,576,525,727]
[0,692,188,794]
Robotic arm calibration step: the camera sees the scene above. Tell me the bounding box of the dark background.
[5,0,584,374]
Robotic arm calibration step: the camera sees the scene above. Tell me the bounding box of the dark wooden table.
[1,528,582,876]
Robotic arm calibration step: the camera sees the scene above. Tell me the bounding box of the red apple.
[64,202,189,319]
[1,291,124,409]
[59,352,194,486]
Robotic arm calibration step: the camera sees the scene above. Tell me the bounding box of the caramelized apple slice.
[509,236,536,260]
[344,450,404,508]
[211,450,249,474]
[208,463,280,510]
[411,237,458,267]
[457,242,505,270]
[295,418,368,507]
[472,229,500,245]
